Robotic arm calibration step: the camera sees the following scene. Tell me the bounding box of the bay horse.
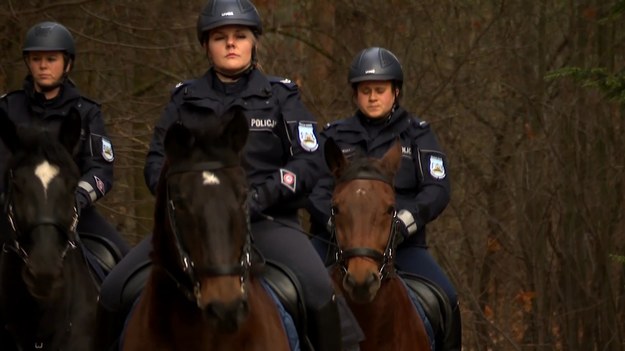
[122,107,291,350]
[324,138,434,351]
[0,108,98,350]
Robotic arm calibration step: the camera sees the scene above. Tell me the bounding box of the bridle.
[164,161,253,307]
[2,169,79,267]
[1,169,79,350]
[330,169,399,280]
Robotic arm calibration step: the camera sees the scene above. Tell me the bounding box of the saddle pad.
[400,278,436,351]
[260,279,301,351]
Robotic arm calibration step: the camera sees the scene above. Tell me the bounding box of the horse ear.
[58,108,82,154]
[221,106,249,153]
[324,138,347,178]
[0,108,19,153]
[164,122,194,160]
[381,139,402,176]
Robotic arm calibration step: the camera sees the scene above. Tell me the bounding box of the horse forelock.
[11,128,80,182]
[336,156,392,186]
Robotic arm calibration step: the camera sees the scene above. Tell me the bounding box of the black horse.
[122,107,292,350]
[0,108,99,350]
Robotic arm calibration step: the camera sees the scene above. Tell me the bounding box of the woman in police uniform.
[0,21,129,260]
[97,1,361,350]
[307,47,462,351]
[0,21,130,349]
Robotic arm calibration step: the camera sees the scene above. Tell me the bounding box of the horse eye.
[387,206,396,215]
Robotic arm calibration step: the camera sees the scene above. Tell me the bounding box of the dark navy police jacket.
[144,68,322,218]
[0,77,115,209]
[307,106,450,246]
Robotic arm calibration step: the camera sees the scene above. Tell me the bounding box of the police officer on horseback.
[308,47,463,350]
[0,22,130,266]
[0,21,130,350]
[97,1,361,350]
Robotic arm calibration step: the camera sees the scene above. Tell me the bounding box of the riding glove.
[75,191,90,216]
[247,185,271,222]
[394,209,417,246]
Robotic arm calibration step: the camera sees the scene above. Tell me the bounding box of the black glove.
[246,187,268,222]
[394,218,409,246]
[75,191,90,217]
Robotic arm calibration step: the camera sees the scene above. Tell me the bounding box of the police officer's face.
[355,81,399,119]
[26,51,69,95]
[206,25,254,76]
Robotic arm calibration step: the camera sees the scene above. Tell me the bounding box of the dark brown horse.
[324,138,433,351]
[122,107,291,351]
[0,108,99,350]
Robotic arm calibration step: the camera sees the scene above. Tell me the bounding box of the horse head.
[154,106,250,331]
[325,137,402,303]
[0,108,81,301]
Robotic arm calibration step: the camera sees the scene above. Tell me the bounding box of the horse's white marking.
[35,161,59,197]
[202,171,220,185]
[356,188,367,196]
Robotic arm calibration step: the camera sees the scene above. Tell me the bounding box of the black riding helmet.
[348,47,403,89]
[196,0,263,44]
[22,21,76,60]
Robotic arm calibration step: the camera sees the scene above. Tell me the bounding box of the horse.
[323,137,437,351]
[122,107,292,351]
[0,108,99,350]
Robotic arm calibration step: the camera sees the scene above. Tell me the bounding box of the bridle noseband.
[331,169,399,280]
[164,161,253,306]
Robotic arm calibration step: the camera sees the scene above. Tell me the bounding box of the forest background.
[1,1,624,350]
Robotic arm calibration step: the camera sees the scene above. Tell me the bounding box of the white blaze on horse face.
[355,188,367,196]
[202,171,220,185]
[35,161,60,198]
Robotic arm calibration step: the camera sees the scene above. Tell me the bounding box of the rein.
[163,161,255,307]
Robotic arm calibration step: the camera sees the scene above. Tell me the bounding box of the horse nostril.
[343,273,356,289]
[365,272,378,287]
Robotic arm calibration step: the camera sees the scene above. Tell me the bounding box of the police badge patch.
[298,122,319,152]
[102,138,114,162]
[94,176,106,195]
[429,156,446,179]
[280,169,297,193]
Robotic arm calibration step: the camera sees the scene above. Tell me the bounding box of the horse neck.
[3,258,80,350]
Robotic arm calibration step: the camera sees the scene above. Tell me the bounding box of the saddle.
[262,259,309,350]
[107,254,309,351]
[80,232,124,280]
[399,272,454,350]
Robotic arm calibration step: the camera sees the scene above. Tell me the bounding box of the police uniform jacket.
[308,106,450,246]
[144,68,321,217]
[0,77,115,210]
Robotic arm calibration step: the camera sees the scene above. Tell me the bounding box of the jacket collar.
[183,68,272,102]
